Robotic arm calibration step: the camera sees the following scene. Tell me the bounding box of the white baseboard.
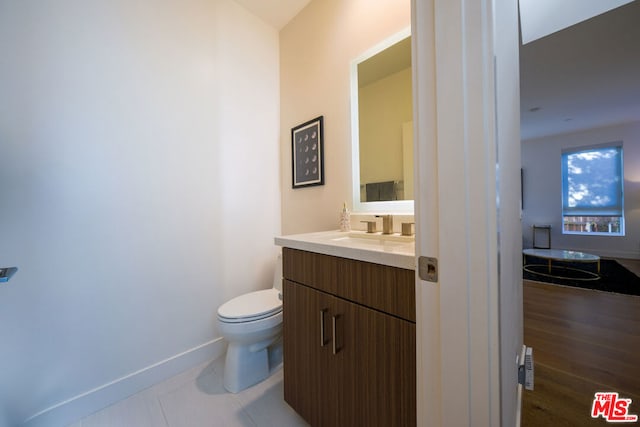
[23,338,226,427]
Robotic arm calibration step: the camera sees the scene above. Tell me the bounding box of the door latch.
[418,257,438,282]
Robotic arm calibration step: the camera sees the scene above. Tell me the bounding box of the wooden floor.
[522,280,640,426]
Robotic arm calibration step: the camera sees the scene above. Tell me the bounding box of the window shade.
[561,145,623,216]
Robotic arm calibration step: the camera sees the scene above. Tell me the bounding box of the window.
[561,144,624,235]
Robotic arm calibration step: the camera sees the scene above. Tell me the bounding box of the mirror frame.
[350,27,414,213]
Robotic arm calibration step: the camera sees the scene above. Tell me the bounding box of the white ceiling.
[234,0,310,29]
[519,0,634,44]
[520,0,640,140]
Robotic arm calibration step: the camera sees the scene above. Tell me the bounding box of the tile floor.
[69,356,308,427]
[69,257,640,427]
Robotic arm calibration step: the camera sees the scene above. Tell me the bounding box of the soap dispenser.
[339,202,351,232]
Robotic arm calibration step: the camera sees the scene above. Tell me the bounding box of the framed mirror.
[350,27,413,213]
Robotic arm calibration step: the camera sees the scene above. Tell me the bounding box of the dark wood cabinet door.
[283,280,338,426]
[333,297,416,427]
[282,250,416,427]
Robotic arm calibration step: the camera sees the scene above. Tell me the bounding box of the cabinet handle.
[320,309,328,347]
[332,315,339,355]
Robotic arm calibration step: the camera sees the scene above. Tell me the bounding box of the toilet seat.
[218,289,282,323]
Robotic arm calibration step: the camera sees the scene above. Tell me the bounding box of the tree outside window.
[561,145,624,236]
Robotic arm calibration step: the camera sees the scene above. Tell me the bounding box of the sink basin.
[330,236,408,249]
[329,231,414,250]
[344,231,414,243]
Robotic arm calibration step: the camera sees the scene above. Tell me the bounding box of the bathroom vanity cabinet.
[282,247,416,427]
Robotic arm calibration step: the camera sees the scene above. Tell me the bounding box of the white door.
[412,0,523,425]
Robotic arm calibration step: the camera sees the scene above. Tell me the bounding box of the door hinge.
[518,345,534,391]
[0,267,18,283]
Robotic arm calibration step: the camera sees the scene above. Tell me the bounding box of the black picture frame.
[291,116,324,188]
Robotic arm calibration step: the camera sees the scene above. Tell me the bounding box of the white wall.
[522,120,640,258]
[0,1,281,425]
[279,0,411,234]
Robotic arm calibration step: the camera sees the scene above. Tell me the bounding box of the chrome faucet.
[375,215,393,235]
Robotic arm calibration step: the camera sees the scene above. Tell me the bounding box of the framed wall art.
[291,116,324,188]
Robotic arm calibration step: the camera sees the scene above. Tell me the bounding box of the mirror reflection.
[352,31,413,210]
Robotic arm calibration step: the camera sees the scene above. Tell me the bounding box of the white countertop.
[274,230,416,270]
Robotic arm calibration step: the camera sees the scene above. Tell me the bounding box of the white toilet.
[217,254,283,393]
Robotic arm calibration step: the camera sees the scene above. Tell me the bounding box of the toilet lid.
[218,289,282,322]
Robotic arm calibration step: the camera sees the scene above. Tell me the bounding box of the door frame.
[413,0,522,425]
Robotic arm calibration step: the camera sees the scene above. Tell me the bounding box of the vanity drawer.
[282,247,415,322]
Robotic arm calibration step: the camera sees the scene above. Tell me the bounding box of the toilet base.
[268,336,283,371]
[223,338,283,393]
